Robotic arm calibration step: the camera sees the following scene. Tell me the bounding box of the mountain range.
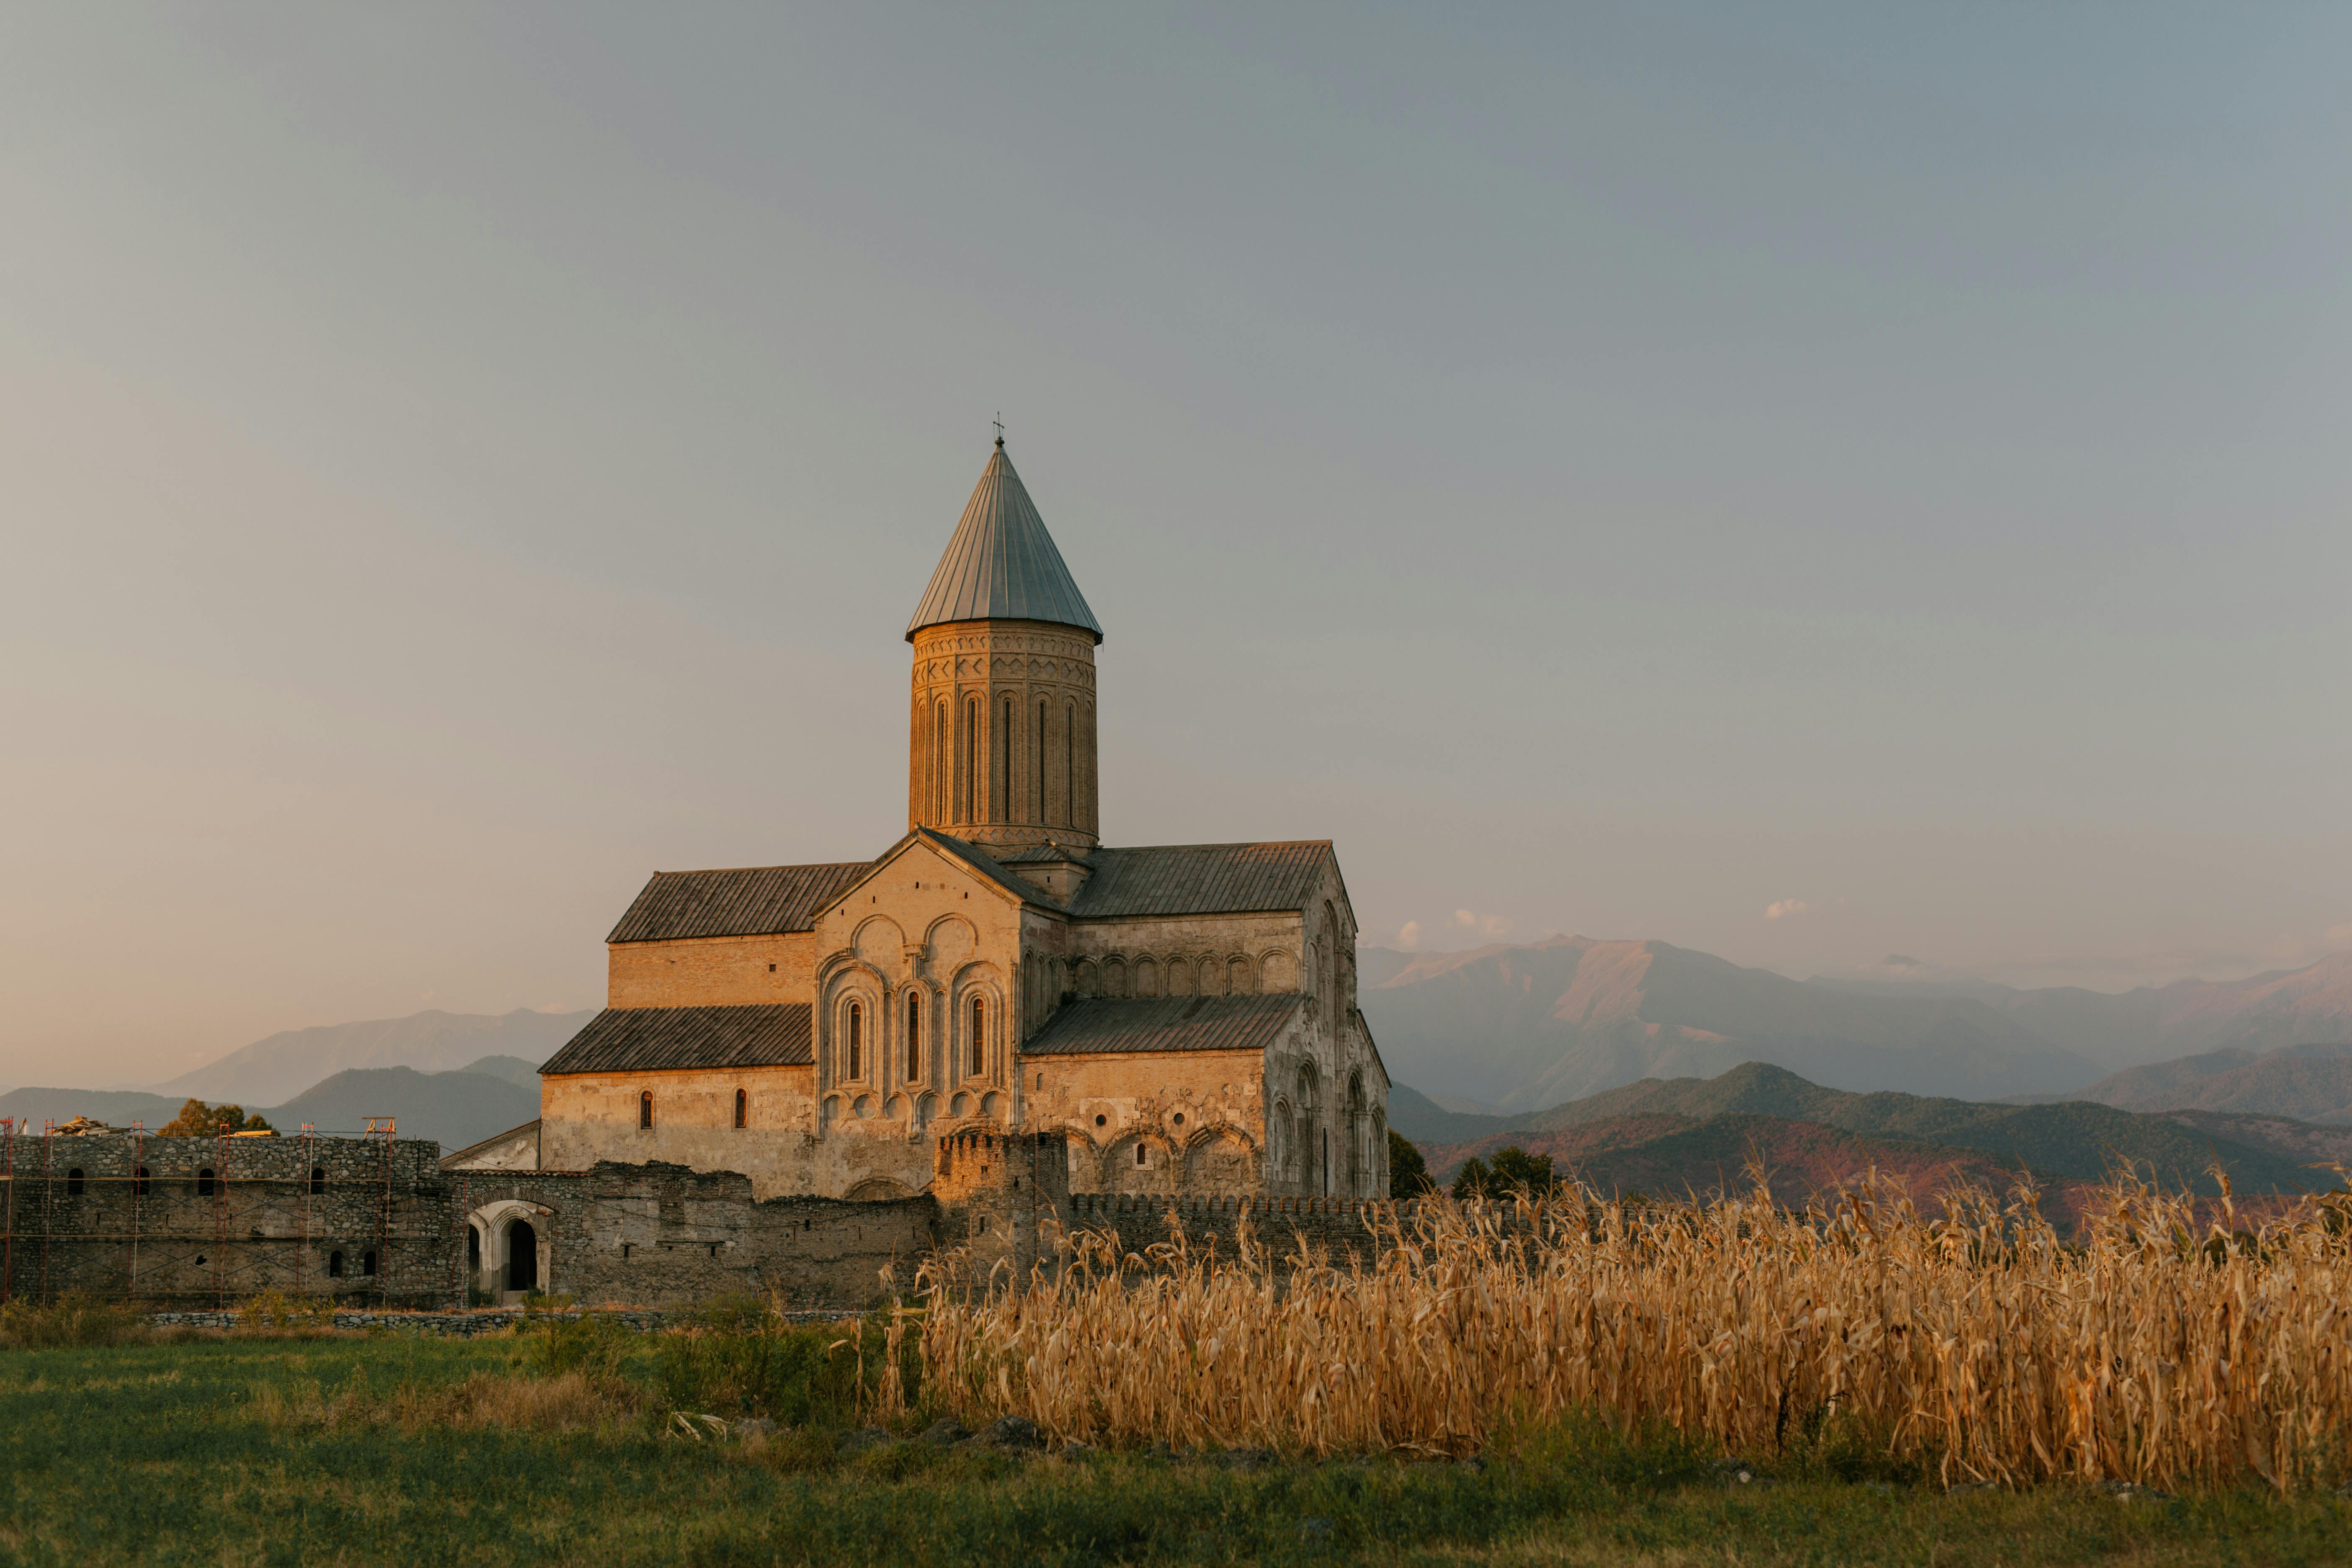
[0,1055,543,1152]
[2048,1042,2352,1123]
[1359,939,2352,1110]
[152,1008,593,1105]
[1399,1062,2347,1219]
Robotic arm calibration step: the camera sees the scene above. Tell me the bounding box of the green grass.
[2,1333,2348,1566]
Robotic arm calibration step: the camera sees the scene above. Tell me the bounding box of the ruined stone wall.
[539,1065,820,1198]
[606,931,820,1008]
[0,1130,456,1308]
[453,1163,942,1310]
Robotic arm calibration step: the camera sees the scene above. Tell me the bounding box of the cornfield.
[919,1176,2352,1491]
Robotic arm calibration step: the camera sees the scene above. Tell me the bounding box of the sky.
[3,5,2349,1088]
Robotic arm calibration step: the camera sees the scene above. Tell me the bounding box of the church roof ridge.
[906,441,1103,644]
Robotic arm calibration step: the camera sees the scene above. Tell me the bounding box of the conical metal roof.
[906,440,1103,643]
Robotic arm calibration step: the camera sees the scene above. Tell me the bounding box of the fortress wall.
[454,1162,943,1309]
[0,1131,456,1308]
[607,932,819,1008]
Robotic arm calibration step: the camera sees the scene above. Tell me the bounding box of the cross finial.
[993,412,1004,449]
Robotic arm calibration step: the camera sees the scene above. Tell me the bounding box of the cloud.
[1763,900,1812,921]
[1880,953,1927,971]
[1448,908,1513,939]
[1396,921,1422,949]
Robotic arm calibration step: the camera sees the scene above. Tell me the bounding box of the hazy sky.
[5,5,2349,1088]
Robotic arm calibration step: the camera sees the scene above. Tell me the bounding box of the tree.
[1388,1129,1430,1197]
[156,1099,273,1137]
[1451,1155,1493,1200]
[1452,1145,1555,1200]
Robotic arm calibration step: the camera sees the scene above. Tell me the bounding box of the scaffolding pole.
[213,1122,230,1309]
[3,1118,15,1304]
[37,1123,54,1301]
[297,1124,314,1295]
[375,1118,396,1309]
[126,1122,144,1296]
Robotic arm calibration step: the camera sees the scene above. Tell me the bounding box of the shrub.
[654,1296,917,1426]
[0,1295,150,1349]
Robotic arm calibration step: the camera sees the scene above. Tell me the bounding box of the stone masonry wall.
[606,931,820,1008]
[454,1163,943,1309]
[0,1130,456,1308]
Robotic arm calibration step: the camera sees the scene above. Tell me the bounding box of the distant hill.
[0,1087,184,1130]
[1815,953,2352,1065]
[2063,1042,2352,1124]
[1420,1113,2047,1212]
[1366,939,2352,1112]
[0,1054,546,1152]
[1361,936,2101,1110]
[2143,1109,2352,1171]
[268,1066,540,1149]
[1406,1062,2329,1203]
[155,1008,592,1105]
[1386,1085,1537,1145]
[461,1055,545,1091]
[1520,1062,2322,1194]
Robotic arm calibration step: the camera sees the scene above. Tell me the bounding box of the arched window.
[733,1088,747,1130]
[1063,701,1075,826]
[1321,1128,1331,1195]
[934,701,948,820]
[846,1001,863,1079]
[132,1165,150,1198]
[309,1166,325,1196]
[999,696,1014,822]
[905,991,922,1081]
[1035,698,1048,823]
[969,996,985,1076]
[328,1250,345,1279]
[363,1249,378,1278]
[1135,1142,1148,1166]
[65,1168,85,1196]
[962,696,980,821]
[639,1090,653,1130]
[197,1167,217,1197]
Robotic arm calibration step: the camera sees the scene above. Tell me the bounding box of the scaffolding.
[0,1122,448,1307]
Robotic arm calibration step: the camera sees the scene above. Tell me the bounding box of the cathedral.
[455,438,1389,1207]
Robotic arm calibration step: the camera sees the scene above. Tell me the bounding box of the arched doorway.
[506,1219,539,1293]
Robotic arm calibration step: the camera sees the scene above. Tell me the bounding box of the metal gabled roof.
[1061,841,1336,920]
[540,1005,815,1075]
[607,863,874,943]
[1021,993,1303,1057]
[907,440,1102,643]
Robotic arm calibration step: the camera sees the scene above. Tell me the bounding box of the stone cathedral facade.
[451,438,1389,1207]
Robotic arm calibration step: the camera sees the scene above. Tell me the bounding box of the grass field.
[3,1327,2349,1567]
